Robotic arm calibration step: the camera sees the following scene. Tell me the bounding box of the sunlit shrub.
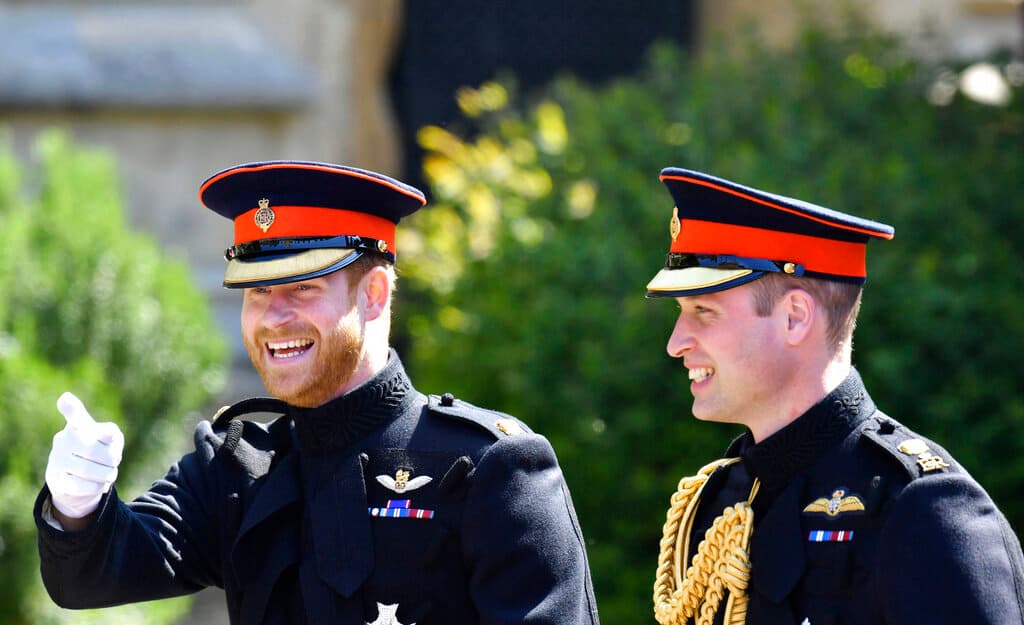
[400,18,1023,625]
[0,131,227,624]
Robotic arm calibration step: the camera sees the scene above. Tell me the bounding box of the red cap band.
[670,219,868,279]
[233,205,396,251]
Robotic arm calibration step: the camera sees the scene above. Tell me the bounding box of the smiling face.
[241,269,366,407]
[666,283,799,435]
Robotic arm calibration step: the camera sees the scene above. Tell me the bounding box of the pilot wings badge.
[802,487,866,518]
[376,468,433,494]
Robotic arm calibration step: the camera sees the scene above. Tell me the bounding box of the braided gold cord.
[652,459,758,625]
[653,459,730,625]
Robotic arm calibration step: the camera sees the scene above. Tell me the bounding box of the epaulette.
[212,397,289,429]
[207,397,288,459]
[861,412,954,480]
[209,397,290,474]
[426,393,534,440]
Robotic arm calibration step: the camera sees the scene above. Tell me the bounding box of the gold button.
[898,438,930,455]
[495,418,523,436]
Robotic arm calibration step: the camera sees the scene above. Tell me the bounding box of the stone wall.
[0,0,407,414]
[699,0,1021,58]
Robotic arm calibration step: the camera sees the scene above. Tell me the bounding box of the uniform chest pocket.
[803,540,854,596]
[801,524,877,599]
[365,449,468,572]
[798,529,883,625]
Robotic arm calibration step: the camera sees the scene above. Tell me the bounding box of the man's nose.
[263,292,297,327]
[666,318,695,358]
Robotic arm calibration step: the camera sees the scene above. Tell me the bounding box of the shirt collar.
[728,368,876,492]
[292,348,414,454]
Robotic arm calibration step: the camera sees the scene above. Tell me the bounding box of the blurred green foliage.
[0,131,227,624]
[398,17,1024,625]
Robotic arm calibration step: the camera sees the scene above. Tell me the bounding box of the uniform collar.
[729,368,876,493]
[292,348,414,454]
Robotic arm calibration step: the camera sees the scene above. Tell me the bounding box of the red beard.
[244,314,363,408]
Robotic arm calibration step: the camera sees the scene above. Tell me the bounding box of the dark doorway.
[389,0,695,193]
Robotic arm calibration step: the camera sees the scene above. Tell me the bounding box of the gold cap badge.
[669,206,681,242]
[254,198,275,233]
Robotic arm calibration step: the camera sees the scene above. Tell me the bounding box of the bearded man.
[35,161,600,625]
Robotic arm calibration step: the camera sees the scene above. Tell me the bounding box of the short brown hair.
[343,254,397,297]
[748,274,863,355]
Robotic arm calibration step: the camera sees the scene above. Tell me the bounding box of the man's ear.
[360,266,391,322]
[782,288,816,346]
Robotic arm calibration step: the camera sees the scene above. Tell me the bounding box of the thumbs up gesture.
[44,392,125,519]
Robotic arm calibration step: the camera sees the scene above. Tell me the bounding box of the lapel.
[236,452,302,539]
[307,449,374,598]
[750,476,806,605]
[232,452,302,625]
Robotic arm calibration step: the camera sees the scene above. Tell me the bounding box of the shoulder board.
[861,413,955,480]
[212,396,289,429]
[207,398,291,477]
[426,393,534,440]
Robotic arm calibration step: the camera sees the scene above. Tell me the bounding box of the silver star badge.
[367,602,414,625]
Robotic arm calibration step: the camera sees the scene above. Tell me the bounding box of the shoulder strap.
[426,392,533,440]
[861,413,953,480]
[210,397,291,473]
[212,397,289,429]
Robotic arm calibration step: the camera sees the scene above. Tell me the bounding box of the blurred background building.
[0,1,1020,622]
[1,0,1018,395]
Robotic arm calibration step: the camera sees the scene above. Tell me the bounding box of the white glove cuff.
[49,491,102,520]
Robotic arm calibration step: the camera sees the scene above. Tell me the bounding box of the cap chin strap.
[653,457,760,625]
[225,234,395,263]
[666,253,804,276]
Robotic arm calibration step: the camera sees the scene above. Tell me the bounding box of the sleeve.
[877,473,1024,624]
[461,433,600,625]
[34,422,229,609]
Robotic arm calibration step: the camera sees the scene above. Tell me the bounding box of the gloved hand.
[44,392,125,519]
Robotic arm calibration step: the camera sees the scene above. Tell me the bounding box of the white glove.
[44,392,124,519]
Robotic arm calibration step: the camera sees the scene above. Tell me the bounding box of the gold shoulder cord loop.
[653,458,760,625]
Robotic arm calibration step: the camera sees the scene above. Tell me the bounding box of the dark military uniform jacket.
[688,370,1024,625]
[35,351,600,625]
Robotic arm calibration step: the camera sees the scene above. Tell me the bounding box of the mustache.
[252,325,320,345]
